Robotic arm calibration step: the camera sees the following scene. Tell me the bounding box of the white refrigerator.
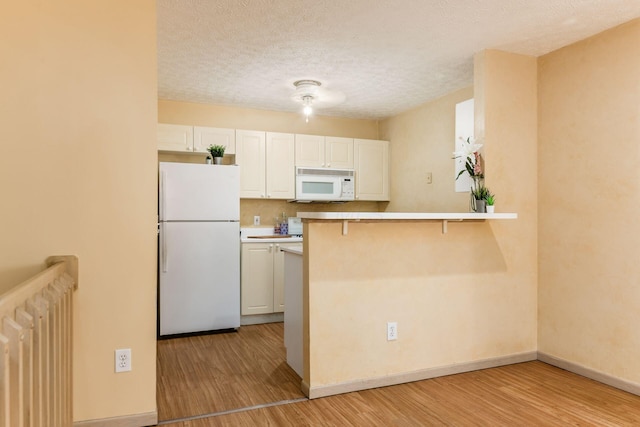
[159,162,240,336]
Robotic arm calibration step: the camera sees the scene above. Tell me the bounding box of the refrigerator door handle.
[161,222,168,273]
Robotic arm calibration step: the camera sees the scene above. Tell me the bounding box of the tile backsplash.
[240,199,383,226]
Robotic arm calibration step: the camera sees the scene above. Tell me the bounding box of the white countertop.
[281,246,303,256]
[296,212,518,220]
[240,227,303,243]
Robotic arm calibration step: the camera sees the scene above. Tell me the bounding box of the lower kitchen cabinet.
[241,241,302,315]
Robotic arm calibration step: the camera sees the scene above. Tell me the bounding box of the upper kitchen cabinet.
[236,130,295,199]
[194,126,236,154]
[294,134,323,167]
[266,132,296,199]
[158,123,235,154]
[354,139,389,201]
[157,123,194,152]
[295,134,354,169]
[236,130,266,198]
[326,136,354,169]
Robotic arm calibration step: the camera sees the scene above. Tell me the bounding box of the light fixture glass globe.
[301,95,314,122]
[303,105,312,116]
[295,89,317,123]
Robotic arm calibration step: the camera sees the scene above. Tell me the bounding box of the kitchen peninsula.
[290,211,528,399]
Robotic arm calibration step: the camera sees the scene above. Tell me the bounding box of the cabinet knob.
[267,194,271,198]
[269,244,273,253]
[261,194,265,198]
[327,163,330,167]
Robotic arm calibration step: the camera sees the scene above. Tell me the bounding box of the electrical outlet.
[426,172,433,184]
[115,348,132,373]
[387,322,398,341]
[253,215,260,226]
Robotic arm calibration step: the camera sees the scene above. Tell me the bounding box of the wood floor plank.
[158,323,640,426]
[157,323,306,421]
[159,357,640,426]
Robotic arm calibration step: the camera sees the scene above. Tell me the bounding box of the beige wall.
[0,1,158,423]
[158,100,385,225]
[379,87,473,212]
[304,50,538,392]
[3,2,635,420]
[538,20,640,383]
[158,99,380,138]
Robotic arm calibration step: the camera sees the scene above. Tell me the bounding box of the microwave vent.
[296,167,354,177]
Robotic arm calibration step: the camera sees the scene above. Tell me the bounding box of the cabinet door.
[295,134,325,167]
[194,126,236,154]
[236,130,266,198]
[241,243,275,315]
[273,243,302,313]
[354,139,390,201]
[325,136,354,169]
[158,123,194,152]
[266,132,295,199]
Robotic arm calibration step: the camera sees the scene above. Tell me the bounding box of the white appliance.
[294,167,355,202]
[288,217,303,236]
[158,162,240,336]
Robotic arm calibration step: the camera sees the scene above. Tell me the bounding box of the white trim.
[301,380,310,397]
[537,352,640,397]
[296,211,517,220]
[241,313,284,326]
[307,351,537,399]
[454,98,475,193]
[74,411,158,427]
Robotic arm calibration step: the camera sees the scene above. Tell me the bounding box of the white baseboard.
[307,351,537,399]
[74,411,157,427]
[301,380,310,397]
[241,313,284,326]
[537,351,640,396]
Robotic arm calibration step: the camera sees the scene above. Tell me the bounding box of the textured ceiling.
[157,0,640,120]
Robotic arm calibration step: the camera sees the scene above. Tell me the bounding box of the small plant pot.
[213,157,223,165]
[475,199,486,213]
[486,205,495,213]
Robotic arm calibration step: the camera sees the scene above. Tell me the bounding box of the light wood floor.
[158,323,640,426]
[157,322,306,422]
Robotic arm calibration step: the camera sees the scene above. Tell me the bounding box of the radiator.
[0,255,78,427]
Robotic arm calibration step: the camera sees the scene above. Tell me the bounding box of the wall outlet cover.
[387,322,398,341]
[115,348,132,373]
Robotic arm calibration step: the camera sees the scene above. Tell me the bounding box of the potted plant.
[207,144,226,164]
[485,191,495,214]
[471,185,489,213]
[453,136,485,212]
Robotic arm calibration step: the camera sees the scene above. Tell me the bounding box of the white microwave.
[294,167,355,202]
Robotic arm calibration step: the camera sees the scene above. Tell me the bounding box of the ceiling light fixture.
[302,95,313,123]
[293,80,321,123]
